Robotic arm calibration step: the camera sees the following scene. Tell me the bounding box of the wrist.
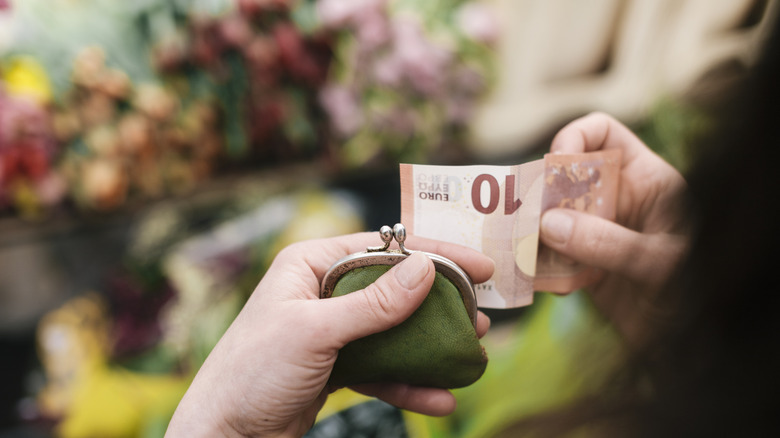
[166,384,246,438]
[166,410,246,438]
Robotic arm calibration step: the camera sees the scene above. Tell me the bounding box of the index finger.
[281,231,495,284]
[406,234,496,284]
[550,112,651,167]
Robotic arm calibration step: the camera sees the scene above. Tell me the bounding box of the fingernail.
[395,252,430,288]
[541,210,573,245]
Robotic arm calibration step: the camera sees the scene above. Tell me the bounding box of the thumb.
[540,208,647,280]
[320,251,435,347]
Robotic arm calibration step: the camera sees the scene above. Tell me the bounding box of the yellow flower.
[2,56,53,105]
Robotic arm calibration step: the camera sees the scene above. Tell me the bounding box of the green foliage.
[632,98,713,173]
[404,292,625,438]
[9,0,161,94]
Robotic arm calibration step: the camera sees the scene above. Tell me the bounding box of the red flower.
[273,24,328,86]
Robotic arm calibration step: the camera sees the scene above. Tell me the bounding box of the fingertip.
[550,121,587,154]
[351,384,456,417]
[429,391,457,417]
[405,388,456,417]
[470,255,496,284]
[476,311,491,338]
[394,251,434,291]
[402,236,495,284]
[402,387,456,417]
[485,256,496,277]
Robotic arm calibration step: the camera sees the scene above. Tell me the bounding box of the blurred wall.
[471,0,778,157]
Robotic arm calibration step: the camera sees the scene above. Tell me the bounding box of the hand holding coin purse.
[320,224,488,389]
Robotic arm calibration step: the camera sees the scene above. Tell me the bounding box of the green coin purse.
[320,224,488,389]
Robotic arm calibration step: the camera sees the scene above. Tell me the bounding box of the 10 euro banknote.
[400,149,621,309]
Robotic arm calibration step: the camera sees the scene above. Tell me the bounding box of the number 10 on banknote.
[400,149,621,309]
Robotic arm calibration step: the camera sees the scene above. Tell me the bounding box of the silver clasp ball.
[368,223,410,254]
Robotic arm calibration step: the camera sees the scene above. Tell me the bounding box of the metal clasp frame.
[320,224,478,328]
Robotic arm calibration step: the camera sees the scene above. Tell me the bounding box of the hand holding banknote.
[540,112,689,346]
[401,112,689,345]
[401,144,622,307]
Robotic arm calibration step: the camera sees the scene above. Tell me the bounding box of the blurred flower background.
[0,0,775,437]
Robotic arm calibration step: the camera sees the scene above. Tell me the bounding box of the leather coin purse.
[320,224,488,389]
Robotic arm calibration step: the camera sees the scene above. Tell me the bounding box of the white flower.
[455,2,499,45]
[317,0,386,28]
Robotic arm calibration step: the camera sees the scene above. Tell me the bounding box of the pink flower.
[0,153,5,188]
[452,66,485,96]
[0,94,49,145]
[319,85,363,136]
[373,107,415,137]
[34,172,67,206]
[219,13,253,48]
[372,54,403,87]
[445,97,473,124]
[354,7,391,52]
[392,17,452,96]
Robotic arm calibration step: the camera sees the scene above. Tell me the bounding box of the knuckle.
[586,110,611,121]
[389,384,413,407]
[578,218,638,272]
[633,234,686,284]
[274,242,302,262]
[612,233,652,280]
[583,223,610,259]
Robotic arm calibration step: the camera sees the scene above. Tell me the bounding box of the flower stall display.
[35,293,190,438]
[53,47,223,211]
[150,0,332,161]
[0,0,496,219]
[0,57,65,218]
[317,0,496,167]
[32,188,364,438]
